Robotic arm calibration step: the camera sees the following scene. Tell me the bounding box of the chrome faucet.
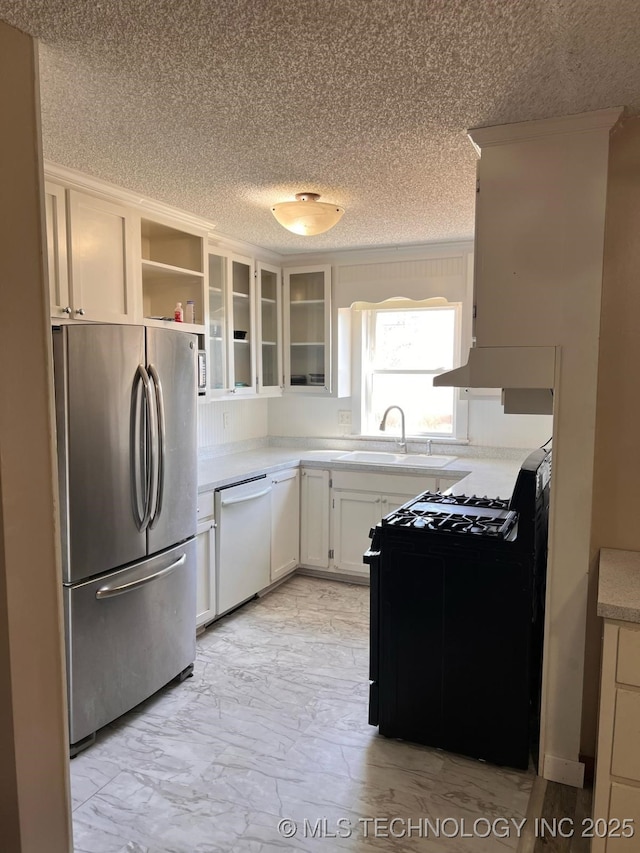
[379,405,407,453]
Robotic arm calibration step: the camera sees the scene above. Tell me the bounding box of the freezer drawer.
[64,539,196,746]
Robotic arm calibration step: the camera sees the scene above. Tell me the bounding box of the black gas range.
[366,448,551,770]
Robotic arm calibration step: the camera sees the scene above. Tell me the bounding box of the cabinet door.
[300,468,330,568]
[44,182,71,320]
[68,190,137,323]
[382,493,418,516]
[270,469,300,581]
[227,254,255,395]
[332,490,382,575]
[208,251,227,394]
[283,265,331,393]
[256,262,283,396]
[196,519,216,628]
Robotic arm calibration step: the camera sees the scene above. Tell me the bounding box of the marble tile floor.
[70,575,534,852]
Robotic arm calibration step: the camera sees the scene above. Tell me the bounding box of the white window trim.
[351,298,469,442]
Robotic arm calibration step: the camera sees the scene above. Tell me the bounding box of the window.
[361,303,461,437]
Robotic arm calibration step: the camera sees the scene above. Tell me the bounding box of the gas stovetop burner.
[415,491,510,510]
[383,491,517,538]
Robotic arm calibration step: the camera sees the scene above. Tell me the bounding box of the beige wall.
[585,116,640,756]
[0,20,71,852]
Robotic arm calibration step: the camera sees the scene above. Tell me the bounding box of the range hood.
[434,345,557,415]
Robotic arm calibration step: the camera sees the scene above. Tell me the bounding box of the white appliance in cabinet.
[215,476,272,615]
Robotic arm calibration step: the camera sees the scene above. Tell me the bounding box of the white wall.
[468,397,552,448]
[268,392,551,447]
[268,242,553,448]
[198,398,269,451]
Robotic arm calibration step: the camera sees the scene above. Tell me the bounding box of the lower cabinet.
[196,490,216,628]
[271,469,300,581]
[593,620,640,851]
[330,470,440,577]
[332,491,386,576]
[300,468,331,568]
[196,518,216,628]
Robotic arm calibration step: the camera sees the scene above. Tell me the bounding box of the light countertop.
[198,446,530,500]
[598,548,640,624]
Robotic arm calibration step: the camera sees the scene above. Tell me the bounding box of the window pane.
[372,309,455,371]
[370,373,454,435]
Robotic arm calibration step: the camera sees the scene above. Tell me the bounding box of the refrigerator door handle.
[138,363,158,532]
[130,366,146,531]
[95,554,186,599]
[148,363,165,529]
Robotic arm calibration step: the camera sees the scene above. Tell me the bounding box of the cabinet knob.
[62,306,72,315]
[75,308,85,316]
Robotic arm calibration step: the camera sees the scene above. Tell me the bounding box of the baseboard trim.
[543,754,585,788]
[296,566,370,586]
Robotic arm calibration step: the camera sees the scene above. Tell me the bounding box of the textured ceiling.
[1,0,639,254]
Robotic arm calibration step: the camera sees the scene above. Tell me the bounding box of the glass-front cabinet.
[208,251,255,396]
[283,265,331,393]
[256,262,283,395]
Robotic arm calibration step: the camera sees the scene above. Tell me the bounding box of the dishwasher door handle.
[220,486,272,507]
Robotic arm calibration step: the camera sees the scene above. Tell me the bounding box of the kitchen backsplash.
[198,398,269,455]
[267,394,552,449]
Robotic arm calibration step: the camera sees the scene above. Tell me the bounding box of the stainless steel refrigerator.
[53,324,198,754]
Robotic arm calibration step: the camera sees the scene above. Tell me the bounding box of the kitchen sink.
[335,451,456,467]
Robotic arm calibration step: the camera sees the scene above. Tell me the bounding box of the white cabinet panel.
[612,689,640,781]
[382,493,418,516]
[333,490,381,575]
[271,469,300,581]
[257,262,283,396]
[196,519,216,628]
[68,190,137,323]
[300,468,330,568]
[197,491,214,521]
[617,627,640,688]
[208,251,256,396]
[44,182,70,319]
[606,783,640,851]
[283,265,331,393]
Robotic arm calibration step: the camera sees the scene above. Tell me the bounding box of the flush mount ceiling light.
[271,192,345,236]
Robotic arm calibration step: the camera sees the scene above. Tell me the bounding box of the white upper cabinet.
[256,262,283,396]
[283,265,331,393]
[44,182,71,320]
[67,190,138,323]
[207,250,256,396]
[140,217,206,332]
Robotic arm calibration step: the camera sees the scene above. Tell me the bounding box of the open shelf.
[144,317,204,333]
[141,219,203,273]
[142,259,204,284]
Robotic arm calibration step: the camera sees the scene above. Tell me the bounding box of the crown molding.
[278,239,474,268]
[44,160,218,233]
[467,107,624,153]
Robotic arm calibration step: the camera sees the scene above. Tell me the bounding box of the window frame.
[357,300,467,440]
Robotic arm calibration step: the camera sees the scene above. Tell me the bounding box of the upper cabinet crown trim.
[468,107,624,153]
[44,160,217,234]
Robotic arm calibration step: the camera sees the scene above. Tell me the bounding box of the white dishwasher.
[215,476,272,616]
